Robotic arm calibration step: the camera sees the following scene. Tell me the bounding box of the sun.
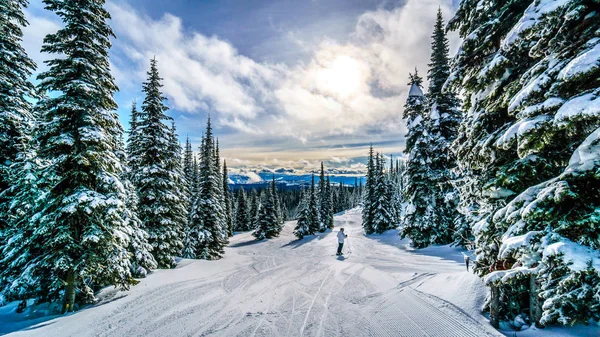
[316,55,363,98]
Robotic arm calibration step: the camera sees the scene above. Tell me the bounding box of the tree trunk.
[490,285,500,329]
[61,271,76,314]
[529,275,544,328]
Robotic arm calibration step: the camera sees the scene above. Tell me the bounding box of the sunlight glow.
[316,55,363,98]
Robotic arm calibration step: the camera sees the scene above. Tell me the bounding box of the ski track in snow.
[3,208,502,337]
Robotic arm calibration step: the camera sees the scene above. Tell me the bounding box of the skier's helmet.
[340,228,344,231]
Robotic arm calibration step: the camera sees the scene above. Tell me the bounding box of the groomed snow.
[1,208,503,337]
[2,209,598,336]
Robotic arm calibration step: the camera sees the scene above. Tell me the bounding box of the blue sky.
[23,0,459,178]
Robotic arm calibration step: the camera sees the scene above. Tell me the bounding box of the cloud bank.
[25,0,458,174]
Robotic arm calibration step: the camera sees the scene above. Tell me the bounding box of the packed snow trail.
[3,208,501,337]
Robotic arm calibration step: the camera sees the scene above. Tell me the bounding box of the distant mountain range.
[228,172,365,190]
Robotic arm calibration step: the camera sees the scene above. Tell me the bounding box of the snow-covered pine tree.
[249,188,260,229]
[0,0,37,234]
[426,8,462,247]
[0,135,43,305]
[370,154,394,234]
[189,118,228,259]
[192,155,199,196]
[306,174,320,234]
[133,58,185,268]
[122,176,157,278]
[362,145,376,234]
[387,156,402,224]
[293,187,311,239]
[318,162,328,231]
[281,196,288,222]
[223,160,234,237]
[115,138,156,278]
[235,188,251,231]
[183,137,194,187]
[391,158,406,224]
[448,0,600,327]
[400,70,439,247]
[7,0,137,312]
[181,137,195,242]
[324,175,334,228]
[253,181,281,240]
[126,102,142,177]
[270,175,283,226]
[167,120,189,247]
[332,180,340,213]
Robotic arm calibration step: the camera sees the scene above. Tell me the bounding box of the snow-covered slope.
[3,209,502,337]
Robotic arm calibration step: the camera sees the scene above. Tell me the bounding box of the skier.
[336,228,348,256]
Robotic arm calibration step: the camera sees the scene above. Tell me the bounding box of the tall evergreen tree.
[234,188,251,231]
[426,8,462,246]
[293,187,311,239]
[371,154,395,234]
[253,182,281,240]
[362,145,377,234]
[167,120,189,245]
[126,102,142,176]
[307,174,321,234]
[449,0,600,326]
[0,0,36,194]
[249,188,260,229]
[116,139,156,278]
[318,162,328,231]
[188,118,228,259]
[271,175,283,226]
[4,0,137,312]
[133,58,185,268]
[324,175,334,228]
[183,137,194,189]
[0,134,43,305]
[0,0,37,235]
[192,155,199,196]
[181,136,195,244]
[400,70,439,247]
[223,160,234,237]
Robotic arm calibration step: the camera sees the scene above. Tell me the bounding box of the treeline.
[363,4,600,330]
[294,164,361,239]
[232,175,360,232]
[362,149,404,235]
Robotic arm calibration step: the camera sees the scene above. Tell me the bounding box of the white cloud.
[22,10,61,74]
[104,0,458,140]
[25,0,458,170]
[106,1,282,122]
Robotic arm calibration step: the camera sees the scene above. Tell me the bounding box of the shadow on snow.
[228,238,266,248]
[280,229,332,249]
